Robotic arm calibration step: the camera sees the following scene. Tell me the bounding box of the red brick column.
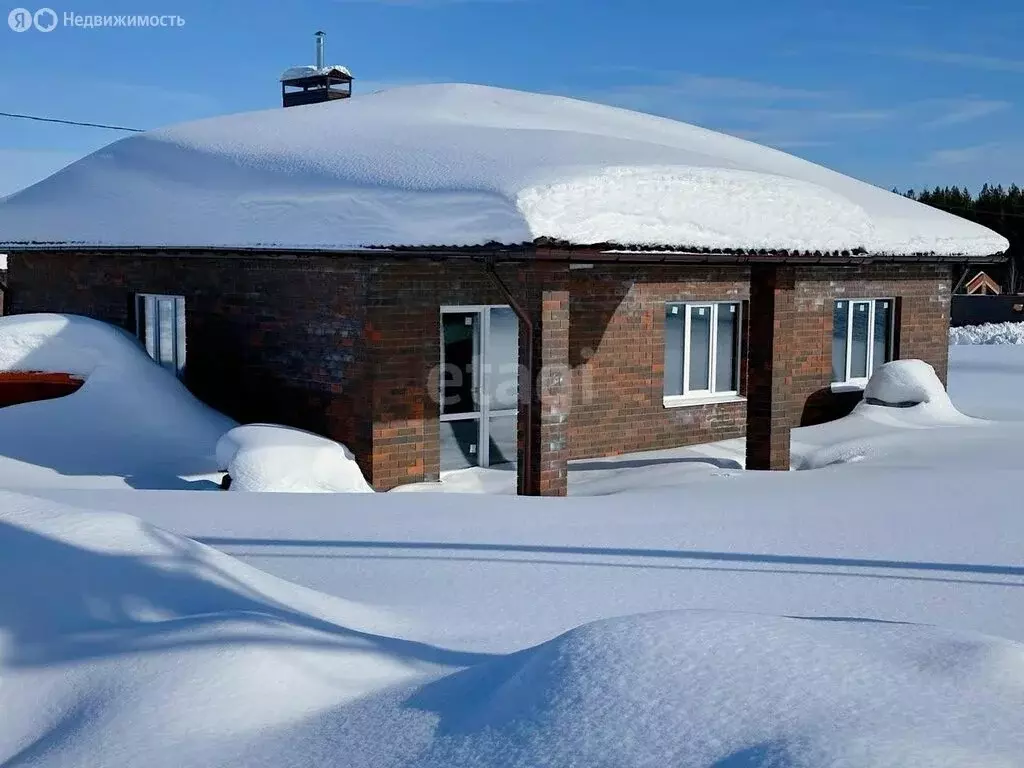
[745,264,797,471]
[364,263,441,490]
[519,265,571,496]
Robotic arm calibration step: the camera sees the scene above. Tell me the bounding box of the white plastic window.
[664,302,741,401]
[832,299,894,384]
[136,294,186,377]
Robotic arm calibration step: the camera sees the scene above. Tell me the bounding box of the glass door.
[485,307,519,467]
[441,310,482,470]
[440,306,519,471]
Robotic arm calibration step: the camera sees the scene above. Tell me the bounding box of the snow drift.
[0,493,439,768]
[0,314,233,489]
[794,360,978,470]
[216,424,373,493]
[401,610,1024,767]
[951,321,1024,345]
[4,494,1024,768]
[0,84,1007,256]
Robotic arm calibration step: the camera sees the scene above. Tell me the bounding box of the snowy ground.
[948,342,1024,420]
[2,338,1024,765]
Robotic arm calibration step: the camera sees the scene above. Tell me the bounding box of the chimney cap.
[279,64,352,83]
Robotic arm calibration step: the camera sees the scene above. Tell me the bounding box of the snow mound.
[793,360,973,468]
[794,360,988,471]
[0,493,434,767]
[863,359,951,408]
[0,314,234,489]
[951,321,1024,345]
[0,312,154,379]
[216,424,373,493]
[0,84,1007,256]
[406,610,1024,767]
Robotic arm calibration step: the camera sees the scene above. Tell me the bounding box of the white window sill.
[830,380,868,393]
[663,394,746,409]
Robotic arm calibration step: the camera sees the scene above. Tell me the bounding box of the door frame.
[440,304,518,468]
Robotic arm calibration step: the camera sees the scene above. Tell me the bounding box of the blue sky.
[1,0,1020,197]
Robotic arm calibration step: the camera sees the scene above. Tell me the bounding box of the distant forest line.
[897,185,1023,292]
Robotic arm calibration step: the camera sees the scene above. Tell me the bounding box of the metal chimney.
[315,30,325,70]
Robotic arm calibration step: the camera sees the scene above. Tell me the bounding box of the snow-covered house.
[0,84,1009,494]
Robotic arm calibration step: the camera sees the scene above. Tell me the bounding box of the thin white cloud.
[557,72,899,156]
[740,107,895,123]
[905,141,1024,190]
[923,99,1012,128]
[0,78,221,132]
[924,144,994,166]
[920,141,1024,171]
[893,49,1024,74]
[598,73,833,108]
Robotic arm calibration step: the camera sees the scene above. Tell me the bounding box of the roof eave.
[530,242,1011,266]
[0,241,1009,266]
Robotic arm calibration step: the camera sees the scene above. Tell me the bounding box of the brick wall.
[363,259,565,490]
[365,261,754,487]
[566,262,951,457]
[7,250,375,464]
[568,265,750,458]
[6,251,563,491]
[791,263,952,426]
[6,251,953,489]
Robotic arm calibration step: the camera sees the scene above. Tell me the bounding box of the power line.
[0,111,144,133]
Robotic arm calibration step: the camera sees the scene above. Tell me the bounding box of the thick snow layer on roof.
[280,64,352,81]
[0,84,1008,255]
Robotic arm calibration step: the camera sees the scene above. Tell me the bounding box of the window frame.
[663,301,743,407]
[135,293,187,378]
[832,297,895,387]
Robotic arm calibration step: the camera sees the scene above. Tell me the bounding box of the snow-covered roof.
[0,83,1009,257]
[280,64,352,82]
